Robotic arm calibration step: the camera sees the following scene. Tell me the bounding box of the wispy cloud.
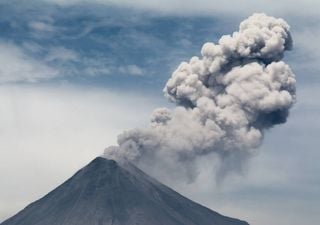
[0,42,59,83]
[29,21,56,33]
[45,46,79,62]
[119,64,144,76]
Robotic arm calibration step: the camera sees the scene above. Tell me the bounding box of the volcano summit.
[1,157,248,225]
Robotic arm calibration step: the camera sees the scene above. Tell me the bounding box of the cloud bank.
[104,13,296,181]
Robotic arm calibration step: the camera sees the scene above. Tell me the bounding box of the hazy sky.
[0,1,319,225]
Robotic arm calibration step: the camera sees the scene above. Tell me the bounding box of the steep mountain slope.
[1,157,249,225]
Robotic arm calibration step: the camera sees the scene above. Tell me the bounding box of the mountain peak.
[85,156,118,171]
[1,157,249,225]
[90,156,116,164]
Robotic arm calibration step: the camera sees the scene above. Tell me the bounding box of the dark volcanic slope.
[1,157,249,225]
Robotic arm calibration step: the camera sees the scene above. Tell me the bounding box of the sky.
[0,1,319,225]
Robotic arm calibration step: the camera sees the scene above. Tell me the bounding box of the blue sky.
[0,1,319,225]
[0,1,236,90]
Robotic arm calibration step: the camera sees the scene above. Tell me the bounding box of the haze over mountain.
[1,157,249,225]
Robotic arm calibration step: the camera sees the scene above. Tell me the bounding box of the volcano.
[1,157,249,225]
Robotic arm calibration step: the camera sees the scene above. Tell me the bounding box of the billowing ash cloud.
[104,13,296,182]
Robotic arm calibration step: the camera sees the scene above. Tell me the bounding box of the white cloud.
[45,46,79,62]
[0,42,111,83]
[119,64,144,76]
[29,21,56,33]
[0,83,163,222]
[0,42,59,83]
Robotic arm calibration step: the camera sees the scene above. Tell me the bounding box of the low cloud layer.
[104,13,296,182]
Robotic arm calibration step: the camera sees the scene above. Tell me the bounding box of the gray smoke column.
[104,13,296,182]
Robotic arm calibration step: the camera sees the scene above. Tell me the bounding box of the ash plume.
[104,13,296,182]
